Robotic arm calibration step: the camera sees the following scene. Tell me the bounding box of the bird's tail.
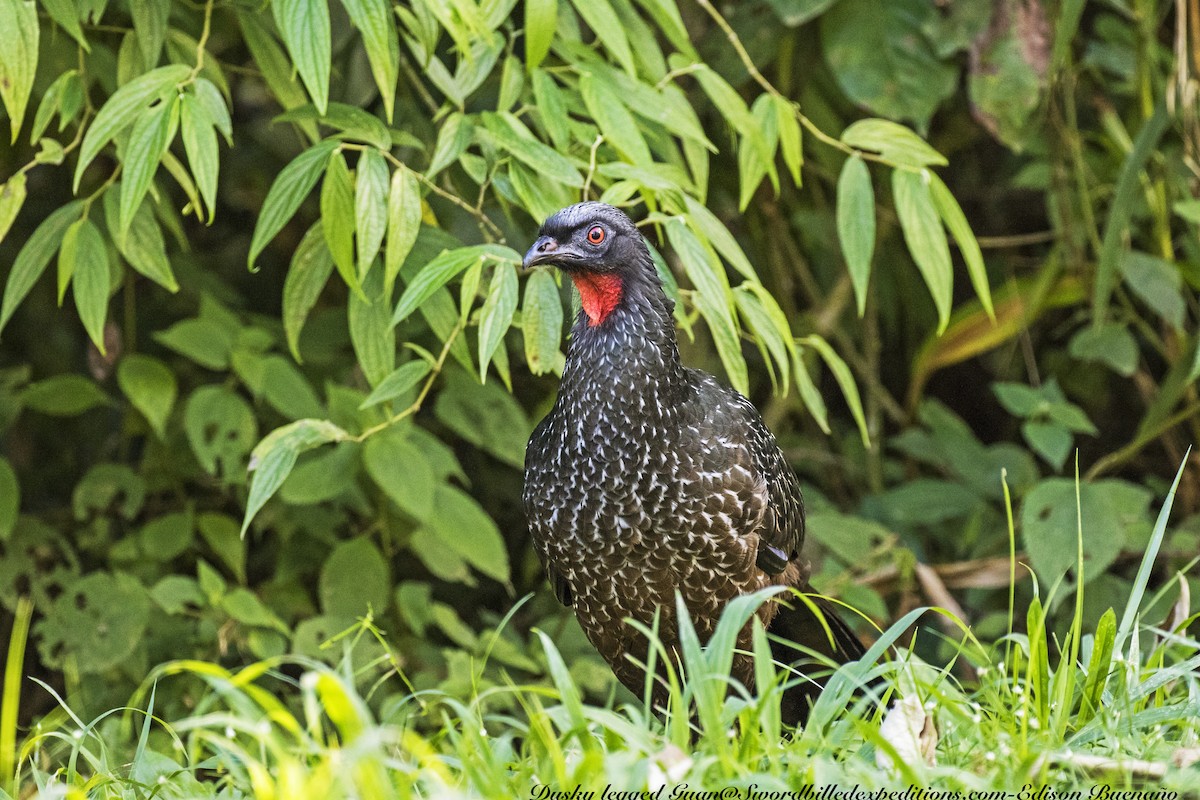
[767,591,866,727]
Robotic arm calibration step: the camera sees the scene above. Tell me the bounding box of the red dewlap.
[571,273,623,326]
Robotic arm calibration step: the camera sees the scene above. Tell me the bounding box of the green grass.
[4,462,1199,799]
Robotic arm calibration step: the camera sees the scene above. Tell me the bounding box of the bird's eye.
[586,225,605,245]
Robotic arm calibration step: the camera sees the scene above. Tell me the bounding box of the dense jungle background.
[1,0,1199,792]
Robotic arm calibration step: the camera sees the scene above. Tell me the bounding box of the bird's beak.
[523,235,561,269]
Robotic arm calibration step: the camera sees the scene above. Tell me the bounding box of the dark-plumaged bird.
[522,202,865,726]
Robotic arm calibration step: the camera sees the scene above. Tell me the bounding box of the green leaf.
[775,96,803,185]
[385,166,421,294]
[118,97,179,238]
[1068,323,1138,377]
[320,538,390,616]
[103,190,178,291]
[791,348,829,433]
[261,356,324,419]
[821,0,957,130]
[531,71,570,150]
[21,375,109,416]
[339,0,399,122]
[130,0,168,67]
[185,386,258,476]
[363,426,437,521]
[242,418,349,534]
[117,354,176,439]
[275,102,391,150]
[0,457,17,541]
[0,170,26,246]
[354,149,389,280]
[393,245,493,325]
[283,224,335,361]
[426,112,472,178]
[348,269,395,387]
[1022,479,1150,586]
[0,0,38,143]
[569,0,636,77]
[359,360,431,409]
[62,219,111,353]
[1021,420,1072,470]
[802,335,870,448]
[321,151,359,291]
[737,95,780,210]
[478,262,519,380]
[893,169,952,333]
[434,369,530,468]
[154,316,235,369]
[196,513,246,583]
[273,0,331,114]
[929,173,993,319]
[479,112,583,187]
[1121,251,1185,330]
[426,485,510,583]
[580,71,651,166]
[74,64,190,189]
[525,0,557,71]
[522,269,563,376]
[734,286,792,392]
[247,139,337,270]
[40,0,87,52]
[0,200,83,336]
[237,11,318,140]
[841,119,948,169]
[836,155,875,316]
[180,93,219,221]
[35,572,149,673]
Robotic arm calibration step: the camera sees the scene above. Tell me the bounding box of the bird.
[521,201,866,727]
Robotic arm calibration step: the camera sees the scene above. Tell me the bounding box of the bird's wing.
[690,374,805,577]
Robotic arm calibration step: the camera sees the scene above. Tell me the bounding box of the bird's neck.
[560,262,687,408]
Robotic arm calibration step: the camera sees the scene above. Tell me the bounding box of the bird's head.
[523,202,651,327]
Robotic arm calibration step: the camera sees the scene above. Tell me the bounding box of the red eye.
[586,225,605,245]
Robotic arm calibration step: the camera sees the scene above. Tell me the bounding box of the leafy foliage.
[0,0,1197,757]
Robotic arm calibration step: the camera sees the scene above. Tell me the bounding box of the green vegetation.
[1,0,1198,794]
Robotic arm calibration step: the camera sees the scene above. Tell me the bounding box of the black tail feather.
[767,592,866,727]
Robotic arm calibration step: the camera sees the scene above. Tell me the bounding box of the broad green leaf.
[283,224,335,361]
[21,375,109,416]
[339,0,399,121]
[242,418,349,534]
[426,485,510,583]
[393,245,497,325]
[320,538,390,616]
[180,93,219,221]
[683,61,772,176]
[802,334,869,447]
[426,112,472,178]
[522,269,563,375]
[1022,420,1072,470]
[929,173,992,319]
[775,96,803,185]
[580,71,651,166]
[531,71,570,149]
[197,513,247,583]
[349,270,395,387]
[103,191,178,291]
[0,0,38,143]
[281,442,359,505]
[40,0,87,51]
[354,149,389,280]
[569,0,636,77]
[822,0,957,130]
[434,369,530,468]
[273,0,331,114]
[0,171,26,246]
[841,119,948,168]
[478,262,519,379]
[525,0,556,71]
[836,155,875,316]
[237,11,318,140]
[35,572,149,673]
[194,78,232,141]
[130,0,168,68]
[74,64,190,189]
[321,151,358,291]
[0,456,16,540]
[364,426,437,521]
[632,0,695,58]
[119,97,180,238]
[1121,251,1185,330]
[117,354,176,438]
[247,139,337,270]
[893,169,952,333]
[260,356,324,420]
[385,166,421,293]
[62,219,111,353]
[186,386,258,476]
[1068,323,1138,377]
[0,200,83,336]
[275,102,391,151]
[359,360,431,409]
[479,112,583,187]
